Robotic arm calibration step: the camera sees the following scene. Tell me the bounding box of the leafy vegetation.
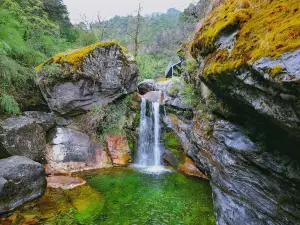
[83,7,200,79]
[0,0,102,114]
[136,54,169,79]
[93,95,137,143]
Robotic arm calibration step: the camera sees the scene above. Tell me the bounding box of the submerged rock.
[46,127,112,174]
[0,156,46,214]
[106,135,130,166]
[46,176,86,190]
[37,42,138,115]
[0,112,55,161]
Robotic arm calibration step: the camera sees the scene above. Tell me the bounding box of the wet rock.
[0,112,55,161]
[163,114,192,152]
[188,114,300,225]
[137,79,157,95]
[178,157,207,179]
[141,91,164,104]
[106,135,130,166]
[46,176,86,190]
[46,127,112,174]
[0,156,46,214]
[37,42,138,115]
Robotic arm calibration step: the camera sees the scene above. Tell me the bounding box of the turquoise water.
[0,168,215,225]
[83,168,215,225]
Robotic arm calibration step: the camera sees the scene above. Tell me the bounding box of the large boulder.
[190,0,300,139]
[37,42,138,115]
[0,112,55,161]
[188,112,300,225]
[46,127,112,174]
[181,0,300,223]
[0,156,47,214]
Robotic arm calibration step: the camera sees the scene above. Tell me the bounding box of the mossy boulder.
[36,41,138,115]
[190,0,300,139]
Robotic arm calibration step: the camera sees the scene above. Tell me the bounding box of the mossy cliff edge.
[188,0,300,139]
[190,0,300,76]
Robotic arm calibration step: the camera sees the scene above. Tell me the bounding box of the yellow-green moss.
[36,41,129,72]
[191,0,300,76]
[270,65,283,77]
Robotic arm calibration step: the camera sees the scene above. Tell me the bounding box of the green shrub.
[181,81,199,107]
[136,54,169,80]
[0,92,20,114]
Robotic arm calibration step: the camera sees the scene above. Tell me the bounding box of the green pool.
[1,168,215,225]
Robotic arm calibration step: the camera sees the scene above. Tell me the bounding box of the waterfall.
[135,98,166,172]
[153,102,161,166]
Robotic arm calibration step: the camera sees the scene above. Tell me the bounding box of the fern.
[0,92,20,114]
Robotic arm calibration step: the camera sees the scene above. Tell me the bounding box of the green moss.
[36,41,131,72]
[270,65,283,77]
[191,0,300,76]
[165,130,182,150]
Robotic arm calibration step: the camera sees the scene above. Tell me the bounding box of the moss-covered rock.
[189,0,300,139]
[36,42,138,115]
[163,130,186,168]
[191,0,300,74]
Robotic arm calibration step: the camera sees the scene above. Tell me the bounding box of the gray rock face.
[202,63,300,139]
[137,79,157,95]
[38,43,138,115]
[0,112,55,161]
[253,49,300,82]
[188,114,300,225]
[157,78,193,110]
[46,127,112,174]
[0,156,46,214]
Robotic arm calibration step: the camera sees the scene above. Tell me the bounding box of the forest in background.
[0,0,205,114]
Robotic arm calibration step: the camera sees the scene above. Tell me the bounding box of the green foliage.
[95,95,134,143]
[0,0,102,114]
[0,92,20,114]
[165,130,183,150]
[136,54,169,79]
[185,59,198,75]
[181,81,200,108]
[37,63,64,87]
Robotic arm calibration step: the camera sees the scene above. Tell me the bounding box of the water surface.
[0,168,215,225]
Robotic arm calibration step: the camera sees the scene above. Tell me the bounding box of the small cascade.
[134,98,167,173]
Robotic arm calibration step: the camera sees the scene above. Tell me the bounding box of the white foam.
[131,164,173,175]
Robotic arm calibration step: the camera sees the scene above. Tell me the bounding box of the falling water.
[135,98,166,172]
[153,102,161,166]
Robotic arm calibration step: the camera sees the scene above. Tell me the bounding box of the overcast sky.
[63,0,197,23]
